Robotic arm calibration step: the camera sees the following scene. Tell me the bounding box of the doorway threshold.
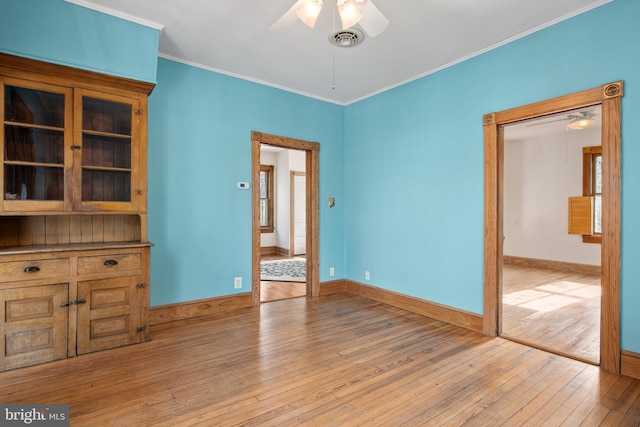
[500,333,599,366]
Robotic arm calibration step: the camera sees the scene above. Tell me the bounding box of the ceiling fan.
[526,110,597,130]
[270,0,389,37]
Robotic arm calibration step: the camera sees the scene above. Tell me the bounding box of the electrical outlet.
[365,271,370,281]
[234,277,242,289]
[329,267,335,277]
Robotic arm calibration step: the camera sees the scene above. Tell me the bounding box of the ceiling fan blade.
[525,117,571,127]
[270,0,307,32]
[357,0,389,37]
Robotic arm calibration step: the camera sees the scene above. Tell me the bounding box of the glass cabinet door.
[1,81,142,213]
[77,91,139,211]
[2,80,70,210]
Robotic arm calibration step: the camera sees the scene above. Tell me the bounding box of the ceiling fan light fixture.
[296,0,324,28]
[567,117,595,130]
[338,0,363,30]
[272,0,388,37]
[567,112,596,130]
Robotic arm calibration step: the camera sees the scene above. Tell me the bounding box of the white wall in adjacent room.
[275,149,306,250]
[503,127,601,266]
[259,148,306,251]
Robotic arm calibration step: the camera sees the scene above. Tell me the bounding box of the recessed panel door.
[0,283,68,370]
[77,277,140,354]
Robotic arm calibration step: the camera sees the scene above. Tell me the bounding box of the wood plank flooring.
[1,294,638,425]
[502,264,601,364]
[260,254,306,302]
[260,280,306,302]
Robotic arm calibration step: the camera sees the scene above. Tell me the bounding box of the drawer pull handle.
[104,260,118,267]
[24,266,41,273]
[75,298,86,305]
[61,301,71,308]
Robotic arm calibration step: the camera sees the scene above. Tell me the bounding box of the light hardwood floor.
[1,294,638,425]
[260,254,306,302]
[260,280,306,302]
[502,264,601,364]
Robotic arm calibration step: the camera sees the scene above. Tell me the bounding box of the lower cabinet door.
[76,277,140,355]
[0,283,69,371]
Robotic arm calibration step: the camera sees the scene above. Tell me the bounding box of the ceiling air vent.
[328,29,364,48]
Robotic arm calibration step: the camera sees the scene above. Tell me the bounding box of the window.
[582,145,602,243]
[259,164,274,233]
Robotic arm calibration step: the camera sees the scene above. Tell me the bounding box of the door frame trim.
[483,81,623,374]
[251,131,320,304]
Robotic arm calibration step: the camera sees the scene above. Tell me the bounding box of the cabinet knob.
[24,266,41,273]
[104,259,118,267]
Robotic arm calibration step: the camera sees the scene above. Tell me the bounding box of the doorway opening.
[258,145,307,302]
[251,131,319,306]
[500,107,602,364]
[483,81,623,374]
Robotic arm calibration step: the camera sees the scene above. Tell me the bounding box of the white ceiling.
[505,105,601,141]
[67,0,610,105]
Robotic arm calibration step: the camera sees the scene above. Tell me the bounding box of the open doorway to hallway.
[259,144,307,302]
[251,131,320,307]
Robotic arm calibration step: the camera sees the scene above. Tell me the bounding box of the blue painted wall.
[344,0,640,351]
[147,58,345,305]
[3,0,639,353]
[0,0,158,83]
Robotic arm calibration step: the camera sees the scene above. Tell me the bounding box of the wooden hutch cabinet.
[0,54,154,371]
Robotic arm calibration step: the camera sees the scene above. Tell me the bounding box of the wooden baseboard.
[321,279,483,333]
[622,350,640,380]
[260,246,277,255]
[152,280,481,332]
[260,246,290,256]
[504,256,600,276]
[150,293,253,325]
[319,279,347,295]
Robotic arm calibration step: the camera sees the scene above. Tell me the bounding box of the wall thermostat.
[237,182,250,189]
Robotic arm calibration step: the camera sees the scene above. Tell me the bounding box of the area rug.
[260,258,306,282]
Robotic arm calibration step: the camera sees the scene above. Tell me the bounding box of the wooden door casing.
[483,81,623,374]
[252,131,320,304]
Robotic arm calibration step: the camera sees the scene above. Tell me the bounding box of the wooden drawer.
[0,258,70,283]
[77,253,141,276]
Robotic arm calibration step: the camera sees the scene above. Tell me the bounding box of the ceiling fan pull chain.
[332,46,336,90]
[332,3,337,90]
